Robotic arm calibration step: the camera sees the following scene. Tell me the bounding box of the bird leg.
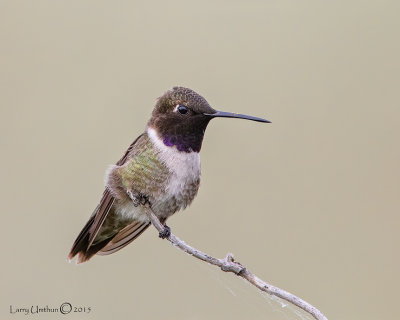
[126,190,171,238]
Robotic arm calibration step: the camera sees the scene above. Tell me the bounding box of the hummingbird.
[68,87,270,263]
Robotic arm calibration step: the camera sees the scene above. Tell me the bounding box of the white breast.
[112,127,201,223]
[147,127,201,196]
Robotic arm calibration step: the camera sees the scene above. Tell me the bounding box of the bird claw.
[127,190,150,207]
[159,225,171,239]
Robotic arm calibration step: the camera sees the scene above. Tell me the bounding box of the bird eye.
[177,105,188,114]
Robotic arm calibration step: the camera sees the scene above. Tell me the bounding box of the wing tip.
[97,221,150,256]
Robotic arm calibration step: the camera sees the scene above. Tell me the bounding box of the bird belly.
[113,173,200,223]
[151,173,200,220]
[113,199,151,223]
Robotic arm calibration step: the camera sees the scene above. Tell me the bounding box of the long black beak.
[204,111,271,123]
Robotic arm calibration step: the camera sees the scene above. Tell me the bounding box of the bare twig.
[142,205,327,320]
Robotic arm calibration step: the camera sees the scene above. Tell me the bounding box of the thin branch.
[142,205,328,320]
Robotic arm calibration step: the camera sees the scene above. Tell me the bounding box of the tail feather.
[68,206,150,263]
[68,214,113,263]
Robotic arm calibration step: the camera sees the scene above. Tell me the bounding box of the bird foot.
[127,190,150,207]
[159,225,171,239]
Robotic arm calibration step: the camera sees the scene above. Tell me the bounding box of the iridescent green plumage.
[117,134,169,196]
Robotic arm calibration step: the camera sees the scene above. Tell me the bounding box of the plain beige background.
[1,1,399,319]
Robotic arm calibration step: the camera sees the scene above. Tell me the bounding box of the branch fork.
[134,200,327,320]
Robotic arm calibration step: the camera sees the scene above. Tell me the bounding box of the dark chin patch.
[162,134,202,153]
